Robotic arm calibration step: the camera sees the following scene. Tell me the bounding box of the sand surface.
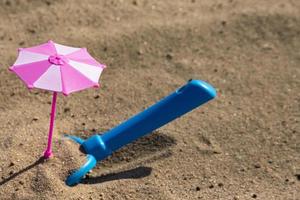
[0,0,299,199]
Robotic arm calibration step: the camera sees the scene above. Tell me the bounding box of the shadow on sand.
[0,157,45,186]
[82,166,152,185]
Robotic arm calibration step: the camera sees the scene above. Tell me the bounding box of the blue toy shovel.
[65,79,216,186]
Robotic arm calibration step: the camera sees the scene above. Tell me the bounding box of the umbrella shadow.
[82,166,152,185]
[0,157,45,186]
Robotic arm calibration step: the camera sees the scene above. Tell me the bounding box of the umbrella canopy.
[9,41,106,158]
[9,40,106,95]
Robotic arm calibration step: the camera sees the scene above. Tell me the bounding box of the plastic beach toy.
[9,41,106,158]
[65,79,216,186]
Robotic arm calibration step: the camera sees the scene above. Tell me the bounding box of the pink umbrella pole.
[43,92,58,159]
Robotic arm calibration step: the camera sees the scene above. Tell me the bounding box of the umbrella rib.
[11,59,49,69]
[48,40,58,54]
[10,60,53,89]
[21,49,52,57]
[65,62,101,84]
[60,63,100,95]
[68,58,106,68]
[12,50,49,67]
[65,48,106,68]
[33,65,63,92]
[59,65,67,95]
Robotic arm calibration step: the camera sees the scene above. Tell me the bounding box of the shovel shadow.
[82,166,152,185]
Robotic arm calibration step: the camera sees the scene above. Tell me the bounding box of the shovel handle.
[83,80,216,160]
[66,79,216,186]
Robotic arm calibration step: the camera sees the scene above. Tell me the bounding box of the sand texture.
[0,0,299,199]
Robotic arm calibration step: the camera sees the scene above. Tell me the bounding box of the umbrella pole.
[44,92,58,159]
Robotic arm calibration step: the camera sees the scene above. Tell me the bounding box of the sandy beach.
[0,0,299,199]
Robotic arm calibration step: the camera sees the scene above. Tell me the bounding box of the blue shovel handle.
[66,79,216,186]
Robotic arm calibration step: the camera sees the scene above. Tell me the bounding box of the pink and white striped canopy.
[9,40,106,95]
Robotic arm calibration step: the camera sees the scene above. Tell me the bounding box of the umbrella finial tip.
[48,40,54,43]
[8,67,14,72]
[93,83,100,88]
[63,92,69,96]
[18,48,23,52]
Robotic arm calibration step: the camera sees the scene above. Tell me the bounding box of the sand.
[0,0,299,199]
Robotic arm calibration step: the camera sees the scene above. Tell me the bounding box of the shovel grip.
[82,80,216,160]
[66,79,216,186]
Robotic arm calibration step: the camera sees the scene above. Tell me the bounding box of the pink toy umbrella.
[9,40,106,159]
